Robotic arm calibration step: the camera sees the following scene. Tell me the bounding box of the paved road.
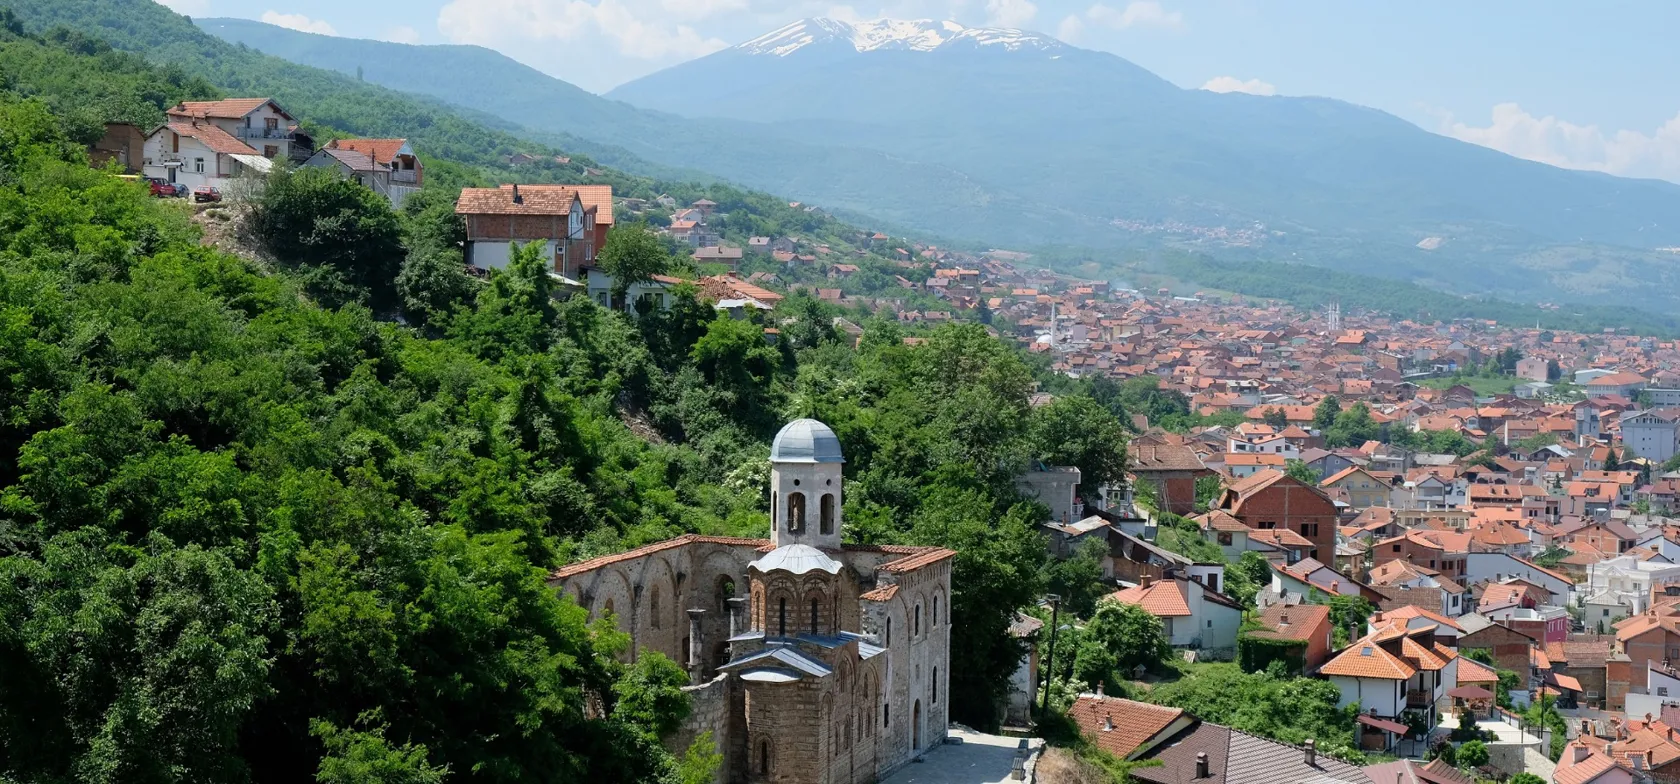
[879,728,1041,784]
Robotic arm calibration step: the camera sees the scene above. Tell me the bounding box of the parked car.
[193,186,222,203]
[147,178,175,197]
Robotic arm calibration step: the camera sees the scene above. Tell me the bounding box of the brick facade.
[1219,471,1339,562]
[549,422,954,784]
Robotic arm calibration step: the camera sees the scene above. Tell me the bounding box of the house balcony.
[391,169,419,184]
[1407,689,1433,708]
[236,128,294,141]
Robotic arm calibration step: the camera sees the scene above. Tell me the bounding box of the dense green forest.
[0,21,1135,782]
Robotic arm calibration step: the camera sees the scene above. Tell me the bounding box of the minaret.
[768,418,845,549]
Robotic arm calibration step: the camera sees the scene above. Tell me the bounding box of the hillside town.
[104,94,1680,784]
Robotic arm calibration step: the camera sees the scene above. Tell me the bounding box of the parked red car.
[193,186,223,203]
[147,178,175,197]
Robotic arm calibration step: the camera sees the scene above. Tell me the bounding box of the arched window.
[886,616,892,647]
[882,702,890,729]
[810,598,819,634]
[716,577,735,613]
[651,586,662,629]
[778,598,787,637]
[933,666,939,704]
[914,604,922,637]
[787,492,806,533]
[759,740,770,776]
[820,493,835,535]
[933,595,940,626]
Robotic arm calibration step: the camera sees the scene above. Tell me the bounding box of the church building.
[550,419,956,783]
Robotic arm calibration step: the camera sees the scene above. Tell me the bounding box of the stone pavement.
[879,727,1043,784]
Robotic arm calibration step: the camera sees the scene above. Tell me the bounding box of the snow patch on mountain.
[738,18,1064,57]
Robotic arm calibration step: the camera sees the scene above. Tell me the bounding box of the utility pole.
[1039,594,1062,715]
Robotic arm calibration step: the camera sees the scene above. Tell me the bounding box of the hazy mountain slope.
[89,9,1680,312]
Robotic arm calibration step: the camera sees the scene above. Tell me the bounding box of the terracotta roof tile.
[163,122,258,156]
[549,534,769,580]
[1108,580,1191,617]
[1067,695,1186,760]
[327,138,408,165]
[168,98,286,120]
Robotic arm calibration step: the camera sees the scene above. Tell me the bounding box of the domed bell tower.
[769,418,844,550]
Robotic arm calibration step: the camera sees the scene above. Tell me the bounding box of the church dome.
[770,418,845,464]
[750,543,842,575]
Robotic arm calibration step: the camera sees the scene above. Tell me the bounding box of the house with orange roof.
[1321,466,1390,510]
[1065,692,1195,760]
[1107,573,1243,658]
[456,183,617,281]
[1553,740,1637,784]
[1320,622,1459,725]
[144,97,299,190]
[1367,560,1468,617]
[1247,604,1335,673]
[1217,469,1340,562]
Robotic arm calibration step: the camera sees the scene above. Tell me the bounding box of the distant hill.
[195,15,1680,314]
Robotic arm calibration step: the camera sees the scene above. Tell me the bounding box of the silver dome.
[770,418,845,464]
[750,544,842,575]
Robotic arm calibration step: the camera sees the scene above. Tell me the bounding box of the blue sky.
[158,0,1680,183]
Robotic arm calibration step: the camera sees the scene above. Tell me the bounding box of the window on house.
[1301,523,1319,538]
[1218,532,1233,545]
[194,157,204,173]
[263,145,278,158]
[1663,687,1671,697]
[914,605,921,637]
[1393,544,1402,552]
[1259,521,1277,530]
[265,117,278,131]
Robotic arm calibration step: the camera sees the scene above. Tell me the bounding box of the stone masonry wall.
[668,675,736,784]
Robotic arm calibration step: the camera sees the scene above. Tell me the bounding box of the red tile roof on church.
[549,534,769,579]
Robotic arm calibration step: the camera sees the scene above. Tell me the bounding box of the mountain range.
[194,15,1680,314]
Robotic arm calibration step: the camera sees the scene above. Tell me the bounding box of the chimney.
[1280,612,1290,624]
[1372,611,1384,623]
[1196,752,1210,779]
[1096,682,1105,698]
[1141,575,1153,589]
[511,183,522,204]
[1303,739,1317,766]
[1573,744,1590,764]
[1102,714,1114,732]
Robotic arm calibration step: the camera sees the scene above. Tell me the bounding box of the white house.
[1107,573,1243,659]
[143,98,296,191]
[1460,552,1574,600]
[1620,409,1680,464]
[302,138,423,209]
[1582,555,1680,619]
[1320,623,1459,725]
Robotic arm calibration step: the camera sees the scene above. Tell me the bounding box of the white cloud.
[1086,0,1182,30]
[261,10,337,35]
[155,0,212,15]
[1200,76,1276,96]
[1437,103,1680,184]
[437,0,728,63]
[1055,13,1083,42]
[383,25,421,44]
[984,0,1037,28]
[659,0,750,22]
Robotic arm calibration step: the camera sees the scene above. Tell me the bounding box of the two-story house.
[143,98,297,190]
[305,138,423,208]
[1107,573,1243,659]
[1322,466,1390,511]
[1320,622,1459,726]
[1218,469,1340,562]
[456,183,612,276]
[1621,409,1680,464]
